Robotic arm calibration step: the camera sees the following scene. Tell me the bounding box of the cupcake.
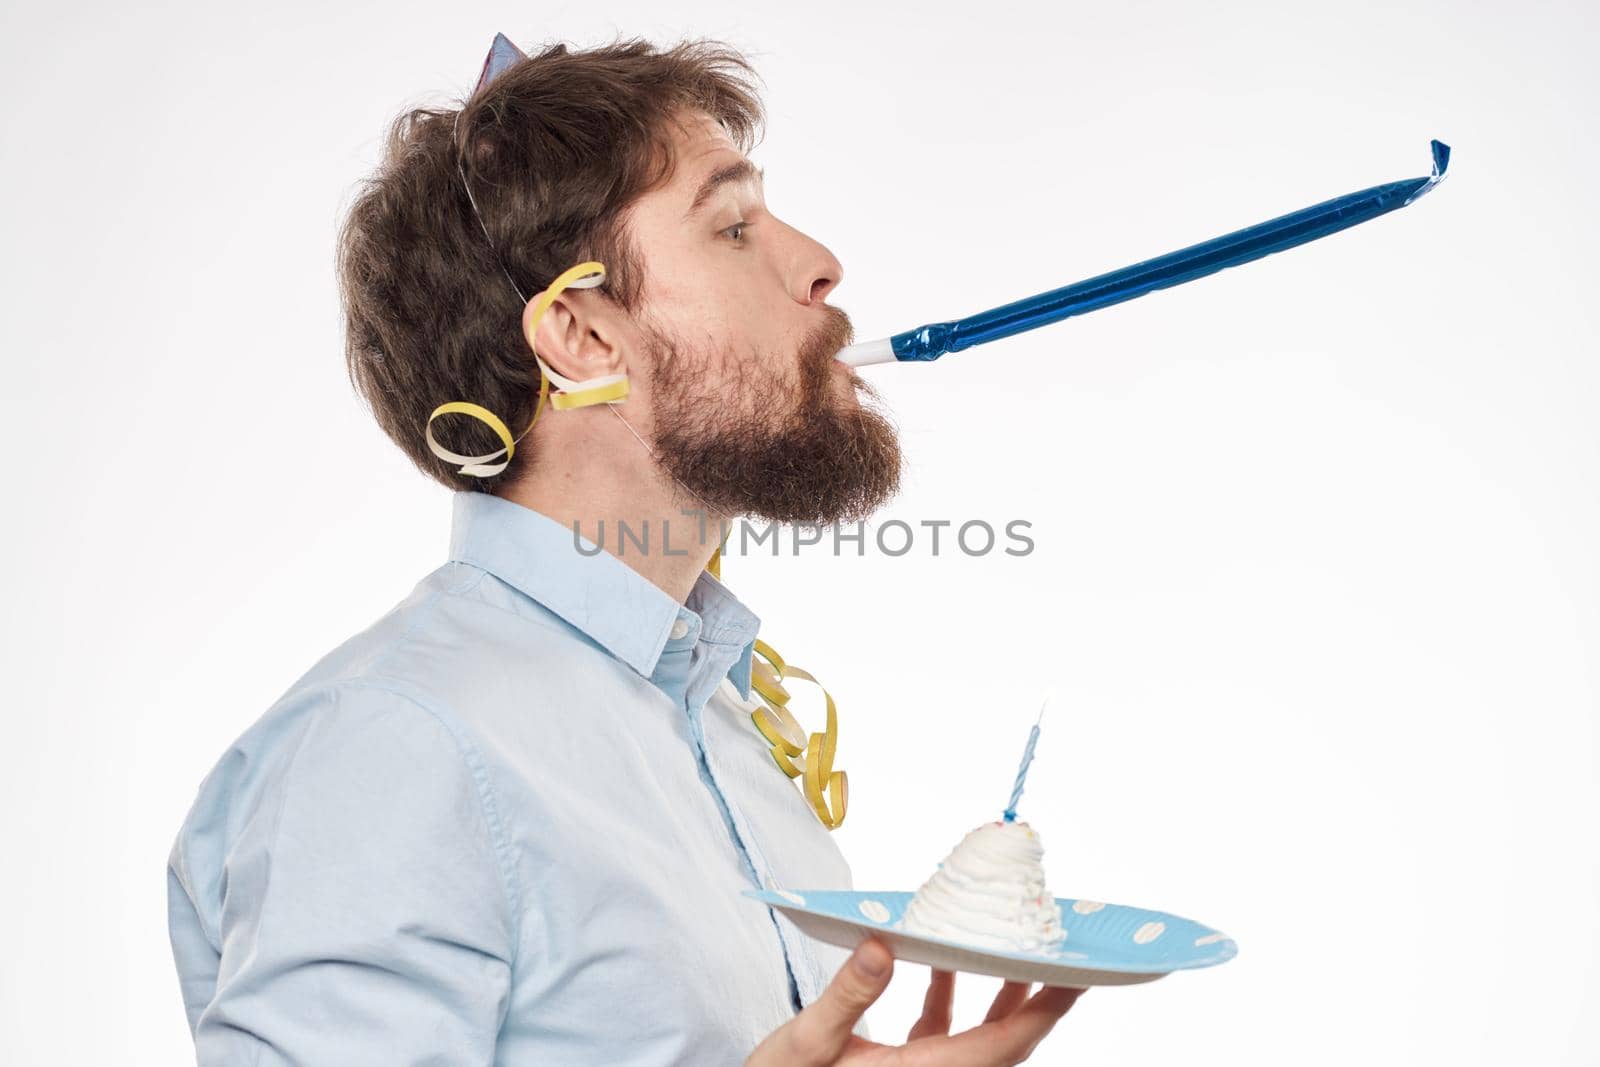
[898,818,1066,954]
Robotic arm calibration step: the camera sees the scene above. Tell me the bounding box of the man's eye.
[721,221,749,243]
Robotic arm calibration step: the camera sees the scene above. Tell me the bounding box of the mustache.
[802,304,855,371]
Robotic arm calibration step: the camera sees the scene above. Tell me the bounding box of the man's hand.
[745,937,1085,1066]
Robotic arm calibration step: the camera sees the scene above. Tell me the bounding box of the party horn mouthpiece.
[833,337,897,366]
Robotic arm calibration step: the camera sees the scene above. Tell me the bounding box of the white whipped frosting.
[897,819,1066,954]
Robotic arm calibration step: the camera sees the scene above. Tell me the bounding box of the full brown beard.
[646,305,902,525]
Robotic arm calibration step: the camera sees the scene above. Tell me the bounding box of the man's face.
[619,110,901,526]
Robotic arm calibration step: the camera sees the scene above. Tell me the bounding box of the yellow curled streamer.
[425,261,628,477]
[709,547,848,830]
[744,638,848,829]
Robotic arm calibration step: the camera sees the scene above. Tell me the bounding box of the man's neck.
[493,455,729,605]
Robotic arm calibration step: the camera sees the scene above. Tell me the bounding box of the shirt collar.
[446,490,758,699]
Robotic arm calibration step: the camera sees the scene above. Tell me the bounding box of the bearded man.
[165,33,1080,1066]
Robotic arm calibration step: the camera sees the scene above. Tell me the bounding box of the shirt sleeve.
[193,682,516,1065]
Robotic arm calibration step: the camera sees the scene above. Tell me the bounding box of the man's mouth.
[827,358,863,391]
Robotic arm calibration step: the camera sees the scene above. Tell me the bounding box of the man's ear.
[520,290,628,385]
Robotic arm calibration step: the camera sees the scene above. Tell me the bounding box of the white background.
[4,1,1596,1063]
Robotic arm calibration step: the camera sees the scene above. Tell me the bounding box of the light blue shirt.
[167,490,865,1065]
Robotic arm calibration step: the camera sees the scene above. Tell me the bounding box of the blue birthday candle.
[1002,697,1051,823]
[836,139,1451,367]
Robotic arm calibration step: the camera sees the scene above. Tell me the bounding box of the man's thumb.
[747,937,895,1066]
[794,937,894,1058]
[838,936,893,1002]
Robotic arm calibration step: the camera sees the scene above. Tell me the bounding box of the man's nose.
[789,228,845,306]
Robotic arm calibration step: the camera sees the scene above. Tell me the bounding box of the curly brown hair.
[335,35,767,493]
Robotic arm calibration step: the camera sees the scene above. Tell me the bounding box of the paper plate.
[744,889,1237,988]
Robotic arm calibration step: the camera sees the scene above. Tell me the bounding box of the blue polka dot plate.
[743,889,1237,988]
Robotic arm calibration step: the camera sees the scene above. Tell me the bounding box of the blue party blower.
[834,139,1450,366]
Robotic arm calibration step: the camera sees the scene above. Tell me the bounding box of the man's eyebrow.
[683,159,765,222]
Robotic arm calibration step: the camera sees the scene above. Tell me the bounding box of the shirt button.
[669,618,690,640]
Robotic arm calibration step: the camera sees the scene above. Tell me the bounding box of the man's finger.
[906,969,955,1040]
[982,979,1032,1023]
[935,983,1087,1066]
[764,937,894,1065]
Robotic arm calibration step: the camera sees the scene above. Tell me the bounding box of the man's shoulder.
[166,563,512,922]
[283,560,488,694]
[169,565,470,823]
[173,559,607,824]
[264,559,589,708]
